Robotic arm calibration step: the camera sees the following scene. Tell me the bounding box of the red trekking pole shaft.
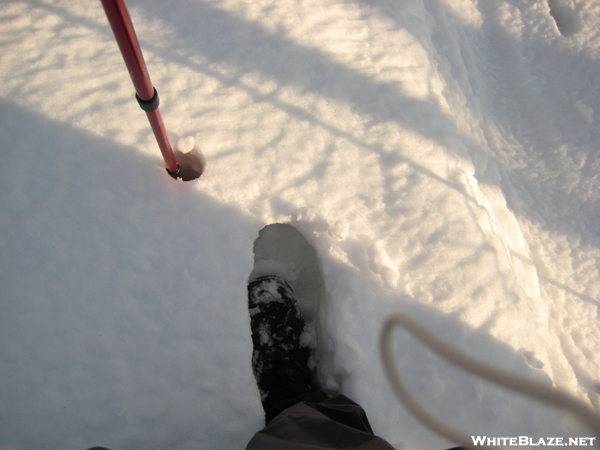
[101,0,180,177]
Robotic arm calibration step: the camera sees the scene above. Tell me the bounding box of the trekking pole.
[101,0,182,179]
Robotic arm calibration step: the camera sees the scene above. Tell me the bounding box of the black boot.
[248,276,326,423]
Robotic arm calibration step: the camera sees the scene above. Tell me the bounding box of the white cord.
[379,313,600,449]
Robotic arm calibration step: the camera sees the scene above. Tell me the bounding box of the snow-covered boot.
[248,275,323,422]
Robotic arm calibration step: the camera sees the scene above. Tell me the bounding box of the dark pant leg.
[247,394,396,450]
[263,384,330,423]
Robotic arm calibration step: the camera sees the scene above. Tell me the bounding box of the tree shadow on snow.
[125,0,599,255]
[346,0,600,285]
[6,1,599,447]
[0,98,261,449]
[21,0,598,305]
[0,97,592,450]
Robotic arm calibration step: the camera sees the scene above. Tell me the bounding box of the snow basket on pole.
[101,0,204,181]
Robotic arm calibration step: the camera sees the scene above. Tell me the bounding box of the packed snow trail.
[421,0,600,410]
[0,1,598,449]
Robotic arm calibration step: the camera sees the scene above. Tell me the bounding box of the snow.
[0,0,598,449]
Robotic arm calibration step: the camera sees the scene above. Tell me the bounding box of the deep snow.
[0,0,599,449]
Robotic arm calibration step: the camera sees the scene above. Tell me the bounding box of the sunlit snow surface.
[0,1,599,449]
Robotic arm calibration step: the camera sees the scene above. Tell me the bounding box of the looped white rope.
[379,313,600,449]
